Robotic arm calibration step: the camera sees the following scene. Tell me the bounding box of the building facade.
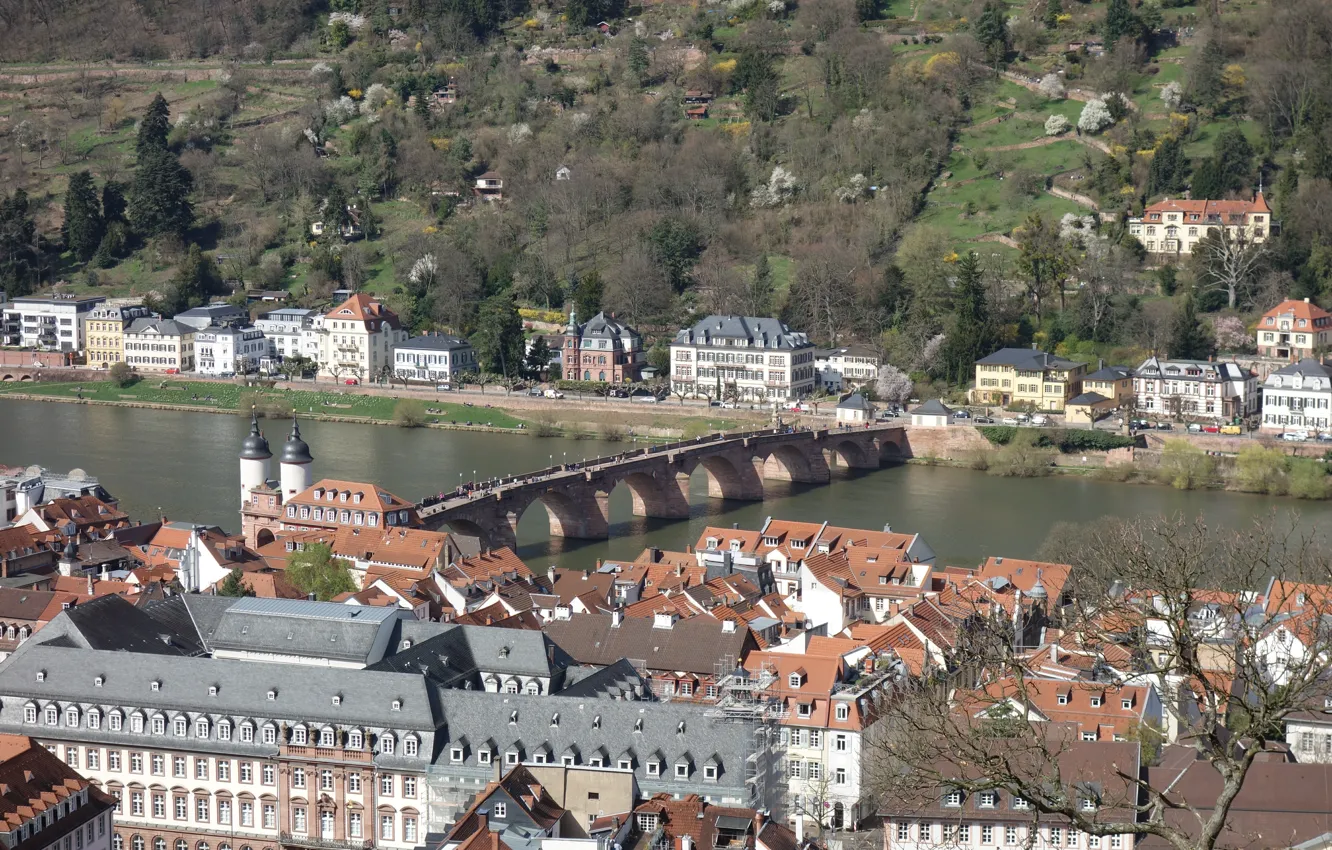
[2,296,105,352]
[309,295,407,382]
[1127,193,1273,256]
[815,346,880,393]
[560,312,644,383]
[1260,359,1332,433]
[1133,356,1258,422]
[174,305,249,331]
[86,304,155,369]
[670,317,816,402]
[970,348,1087,412]
[1257,299,1332,361]
[392,335,477,383]
[254,309,318,364]
[0,734,117,850]
[195,327,272,376]
[123,320,196,373]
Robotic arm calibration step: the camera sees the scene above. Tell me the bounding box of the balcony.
[280,745,373,763]
[279,833,373,850]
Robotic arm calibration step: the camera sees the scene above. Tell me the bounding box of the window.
[174,796,187,820]
[173,718,187,737]
[262,725,276,745]
[348,730,364,749]
[263,805,276,830]
[23,704,35,724]
[174,757,186,778]
[404,736,419,756]
[195,798,210,822]
[494,804,507,819]
[292,727,308,746]
[1012,797,1030,811]
[1057,693,1069,706]
[1089,695,1103,708]
[403,777,416,798]
[149,754,163,775]
[404,818,417,843]
[319,728,334,747]
[348,814,362,838]
[109,752,121,771]
[898,824,911,842]
[348,774,362,794]
[240,763,252,783]
[1050,828,1063,847]
[131,753,144,774]
[636,814,658,832]
[1006,828,1018,846]
[979,791,997,808]
[110,712,122,731]
[88,710,101,730]
[240,723,253,743]
[836,704,849,721]
[293,808,307,833]
[646,760,661,777]
[807,762,821,781]
[381,735,395,755]
[45,706,58,725]
[380,775,395,796]
[835,768,847,784]
[195,719,209,738]
[241,803,253,827]
[293,768,306,789]
[674,762,689,779]
[959,826,971,844]
[262,764,275,785]
[1081,797,1097,812]
[321,770,334,791]
[380,816,394,841]
[1122,699,1132,710]
[131,792,144,817]
[218,722,231,742]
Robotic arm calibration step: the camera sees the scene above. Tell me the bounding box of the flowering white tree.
[920,333,947,374]
[875,364,914,405]
[1211,315,1251,353]
[507,123,533,144]
[750,165,798,208]
[324,96,357,123]
[1038,73,1066,99]
[409,254,439,287]
[361,83,391,113]
[1045,114,1070,136]
[1059,213,1096,242]
[834,174,870,203]
[329,11,368,29]
[1160,80,1183,111]
[1078,98,1113,133]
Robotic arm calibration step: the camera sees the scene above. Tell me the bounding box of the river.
[1,399,1327,568]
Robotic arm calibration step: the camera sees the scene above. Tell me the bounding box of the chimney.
[1051,644,1059,663]
[1098,358,1105,370]
[611,610,623,628]
[721,620,736,634]
[795,817,804,844]
[683,837,693,850]
[754,811,765,836]
[86,573,94,597]
[1306,298,1312,303]
[307,592,316,601]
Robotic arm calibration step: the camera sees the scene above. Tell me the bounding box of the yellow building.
[123,318,196,373]
[85,304,154,368]
[971,347,1087,412]
[312,293,408,381]
[1081,364,1135,407]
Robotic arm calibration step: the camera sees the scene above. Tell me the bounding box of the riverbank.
[0,379,757,440]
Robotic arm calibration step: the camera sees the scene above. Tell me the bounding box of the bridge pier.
[760,445,831,485]
[540,489,610,540]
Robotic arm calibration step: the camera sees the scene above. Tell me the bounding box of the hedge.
[519,308,566,324]
[978,426,1137,452]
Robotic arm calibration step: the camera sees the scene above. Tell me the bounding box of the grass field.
[0,380,529,428]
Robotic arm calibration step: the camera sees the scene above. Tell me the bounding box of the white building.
[1,295,105,351]
[308,294,408,382]
[1127,193,1273,256]
[123,318,196,373]
[670,315,816,402]
[910,399,952,427]
[392,334,477,383]
[1133,356,1258,422]
[255,308,319,362]
[835,393,874,424]
[816,345,880,392]
[1260,358,1332,433]
[1286,704,1332,763]
[194,326,273,376]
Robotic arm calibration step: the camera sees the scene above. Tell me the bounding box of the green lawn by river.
[0,380,528,429]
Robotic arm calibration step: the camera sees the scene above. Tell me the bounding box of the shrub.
[1157,439,1214,490]
[1234,444,1288,494]
[987,431,1055,477]
[237,391,291,418]
[1045,114,1070,136]
[532,412,562,437]
[1288,460,1332,500]
[392,399,427,427]
[600,423,626,442]
[978,425,1019,445]
[108,362,137,388]
[1054,430,1136,452]
[1078,98,1113,133]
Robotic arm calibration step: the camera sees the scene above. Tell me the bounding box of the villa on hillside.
[1127,193,1273,256]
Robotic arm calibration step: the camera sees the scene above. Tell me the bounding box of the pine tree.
[1103,0,1141,46]
[628,37,649,85]
[1190,157,1224,200]
[101,181,128,222]
[0,190,38,298]
[1044,0,1061,28]
[130,146,194,237]
[1168,294,1214,360]
[943,251,992,383]
[62,171,104,262]
[470,294,525,377]
[136,93,171,158]
[1147,136,1189,196]
[217,567,255,597]
[574,271,603,319]
[748,254,774,316]
[973,1,1010,65]
[1274,163,1299,221]
[524,336,552,380]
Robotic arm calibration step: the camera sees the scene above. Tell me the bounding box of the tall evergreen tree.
[101,181,128,223]
[524,336,552,380]
[470,294,525,376]
[136,93,171,158]
[973,1,1010,65]
[62,171,104,262]
[574,270,604,320]
[1168,294,1213,360]
[1147,136,1189,196]
[130,146,194,236]
[942,251,993,383]
[0,190,38,298]
[1190,157,1225,200]
[1044,0,1061,28]
[217,568,255,597]
[1103,0,1141,46]
[1274,163,1299,221]
[1212,127,1255,194]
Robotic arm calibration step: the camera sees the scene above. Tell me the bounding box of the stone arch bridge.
[417,424,908,550]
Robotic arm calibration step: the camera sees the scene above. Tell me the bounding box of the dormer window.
[978,792,997,809]
[944,790,963,807]
[1122,698,1132,710]
[1089,695,1102,708]
[391,699,402,711]
[151,680,161,691]
[333,694,343,706]
[836,704,850,721]
[789,673,803,688]
[208,685,218,696]
[1057,692,1069,705]
[36,670,46,682]
[797,703,812,718]
[94,676,103,687]
[267,690,277,700]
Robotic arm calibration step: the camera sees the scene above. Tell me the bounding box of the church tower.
[279,414,315,500]
[238,411,273,507]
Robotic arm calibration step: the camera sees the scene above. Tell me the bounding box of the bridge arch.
[689,455,765,502]
[609,471,690,520]
[759,443,829,484]
[878,438,905,464]
[515,488,609,540]
[442,517,489,543]
[823,439,871,470]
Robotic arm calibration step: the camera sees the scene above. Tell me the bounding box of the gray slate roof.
[557,659,652,699]
[395,334,473,352]
[1083,365,1134,382]
[580,312,640,342]
[1068,391,1110,405]
[1271,358,1332,380]
[837,393,873,410]
[61,595,203,656]
[1135,356,1249,381]
[370,621,559,686]
[208,596,403,664]
[126,318,194,336]
[673,316,811,350]
[912,399,951,416]
[975,347,1080,372]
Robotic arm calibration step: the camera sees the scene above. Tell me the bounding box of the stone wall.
[900,424,992,459]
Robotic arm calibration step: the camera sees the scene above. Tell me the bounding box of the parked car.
[1204,425,1220,434]
[1131,419,1151,429]
[721,401,737,409]
[1220,424,1242,435]
[344,378,358,385]
[166,368,180,375]
[1318,432,1332,442]
[1030,414,1049,426]
[974,415,995,424]
[1282,431,1308,442]
[1002,416,1019,425]
[953,410,971,420]
[1016,413,1031,423]
[528,387,543,396]
[1155,422,1172,430]
[544,389,564,399]
[610,389,629,398]
[1187,423,1203,433]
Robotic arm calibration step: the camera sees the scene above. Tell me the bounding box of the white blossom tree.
[750,165,798,208]
[1038,73,1066,99]
[1160,80,1183,111]
[874,364,913,405]
[361,83,391,113]
[1078,98,1113,133]
[1045,114,1070,136]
